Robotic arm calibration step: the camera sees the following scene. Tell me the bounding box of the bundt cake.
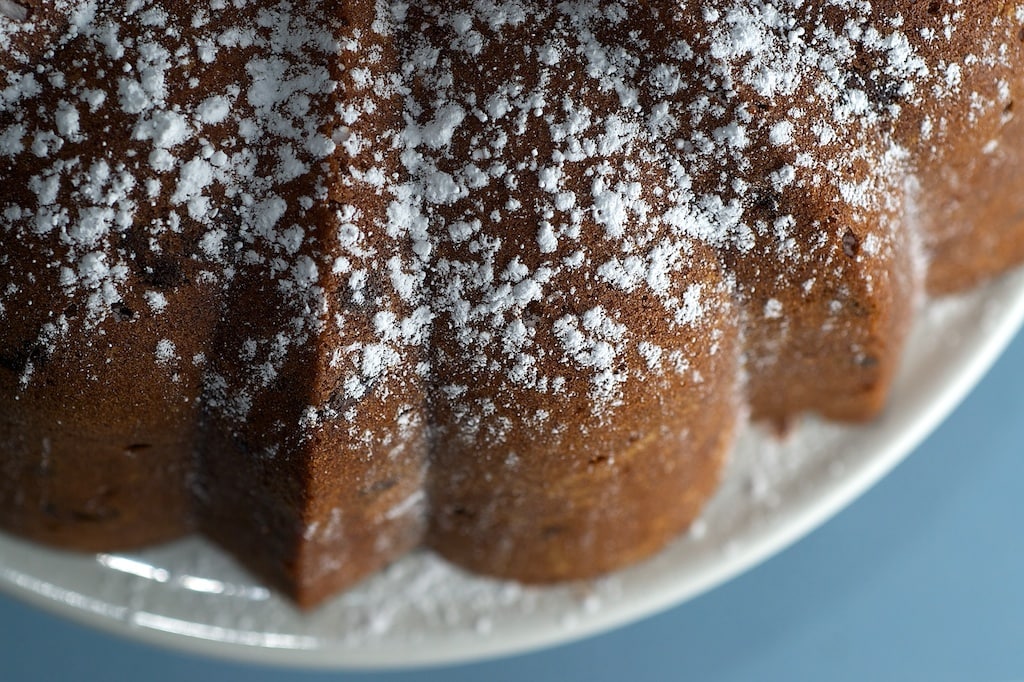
[2,0,1023,607]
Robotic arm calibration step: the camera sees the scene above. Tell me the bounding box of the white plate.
[3,269,1024,669]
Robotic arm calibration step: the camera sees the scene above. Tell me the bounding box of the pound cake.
[2,0,1023,607]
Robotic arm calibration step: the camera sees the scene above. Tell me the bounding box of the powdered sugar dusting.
[2,0,1023,605]
[3,0,1019,418]
[0,0,27,22]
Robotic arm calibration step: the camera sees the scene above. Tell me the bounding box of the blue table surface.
[2,330,1023,682]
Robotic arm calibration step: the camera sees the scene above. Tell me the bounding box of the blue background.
[2,332,1023,681]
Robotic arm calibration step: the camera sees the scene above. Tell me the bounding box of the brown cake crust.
[2,0,1024,607]
[399,3,740,583]
[187,0,437,606]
